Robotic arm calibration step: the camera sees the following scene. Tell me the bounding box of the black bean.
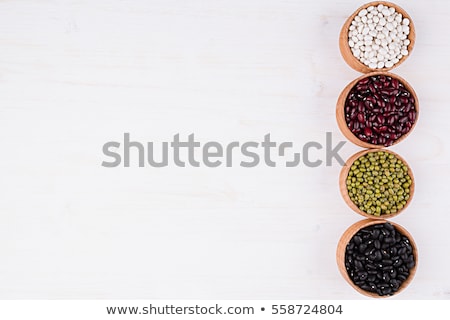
[378,283,389,289]
[355,260,363,270]
[374,250,382,261]
[374,240,381,249]
[360,284,371,291]
[359,271,368,280]
[381,249,390,259]
[384,237,394,244]
[381,242,390,249]
[355,280,365,286]
[382,287,392,295]
[359,243,368,253]
[393,258,403,267]
[366,263,377,270]
[344,222,416,296]
[365,248,375,256]
[390,269,397,278]
[382,259,393,266]
[398,274,407,281]
[384,223,394,231]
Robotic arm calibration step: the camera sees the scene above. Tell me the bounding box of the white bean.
[347,4,411,68]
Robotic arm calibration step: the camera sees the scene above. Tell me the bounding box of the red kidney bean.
[386,116,393,126]
[399,116,409,124]
[389,96,396,105]
[391,79,399,89]
[365,100,374,109]
[401,90,410,98]
[357,113,365,123]
[359,77,370,85]
[358,133,367,142]
[357,84,368,91]
[377,115,385,124]
[344,75,417,146]
[400,97,409,105]
[358,102,365,112]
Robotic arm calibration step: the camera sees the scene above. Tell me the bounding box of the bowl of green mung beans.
[339,149,414,219]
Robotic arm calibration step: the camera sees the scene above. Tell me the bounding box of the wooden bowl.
[336,219,418,298]
[339,1,416,73]
[336,71,419,149]
[339,148,415,219]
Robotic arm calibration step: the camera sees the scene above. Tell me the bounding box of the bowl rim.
[339,148,415,219]
[336,219,418,298]
[339,1,416,73]
[336,71,419,149]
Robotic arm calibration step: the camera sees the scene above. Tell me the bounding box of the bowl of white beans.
[339,1,415,73]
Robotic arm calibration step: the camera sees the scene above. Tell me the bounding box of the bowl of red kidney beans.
[336,72,418,148]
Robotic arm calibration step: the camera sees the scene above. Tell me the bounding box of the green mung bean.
[346,151,412,216]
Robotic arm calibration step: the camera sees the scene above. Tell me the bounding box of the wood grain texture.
[0,0,448,299]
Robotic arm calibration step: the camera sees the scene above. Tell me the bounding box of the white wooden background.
[0,0,448,299]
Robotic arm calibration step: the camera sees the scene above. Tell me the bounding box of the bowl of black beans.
[337,219,417,297]
[336,72,418,148]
